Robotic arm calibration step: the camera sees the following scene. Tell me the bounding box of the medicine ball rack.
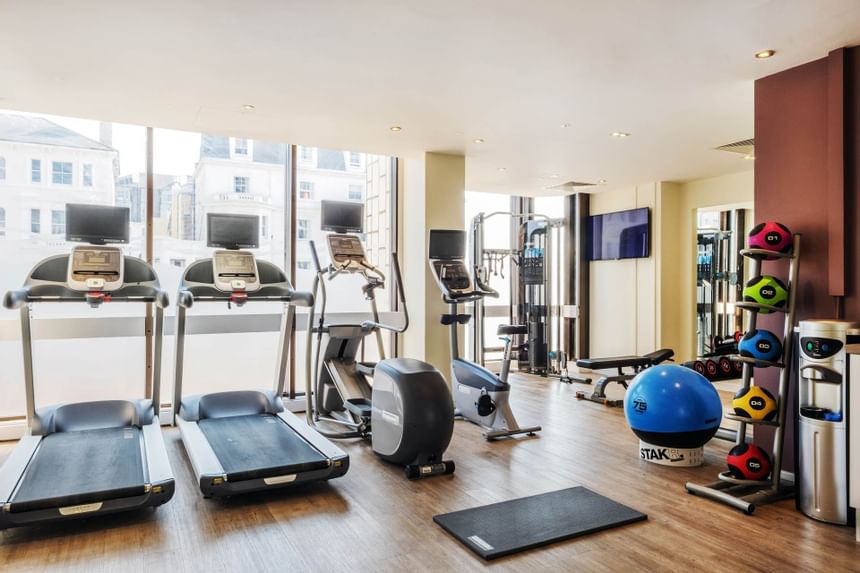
[685,234,801,514]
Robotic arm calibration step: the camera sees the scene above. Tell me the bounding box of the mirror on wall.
[695,206,753,386]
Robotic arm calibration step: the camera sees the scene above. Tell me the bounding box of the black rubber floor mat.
[198,414,329,481]
[433,486,647,560]
[12,427,146,511]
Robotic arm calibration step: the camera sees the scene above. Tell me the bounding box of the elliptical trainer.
[428,229,542,440]
[304,201,455,479]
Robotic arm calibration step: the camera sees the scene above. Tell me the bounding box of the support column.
[399,153,466,377]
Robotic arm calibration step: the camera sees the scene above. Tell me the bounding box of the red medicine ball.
[726,443,772,480]
[748,222,792,259]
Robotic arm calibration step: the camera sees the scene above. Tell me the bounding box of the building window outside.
[52,161,73,185]
[234,176,249,194]
[297,260,310,270]
[300,146,313,162]
[348,184,363,201]
[51,209,66,235]
[31,159,41,183]
[349,152,361,168]
[170,258,186,268]
[0,207,5,237]
[30,209,41,233]
[83,163,93,187]
[299,181,314,200]
[0,157,5,180]
[297,218,310,239]
[234,138,249,156]
[261,215,268,240]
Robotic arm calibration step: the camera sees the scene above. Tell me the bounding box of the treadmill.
[0,204,175,530]
[173,213,348,498]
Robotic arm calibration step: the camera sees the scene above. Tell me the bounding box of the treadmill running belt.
[11,427,147,512]
[198,414,329,482]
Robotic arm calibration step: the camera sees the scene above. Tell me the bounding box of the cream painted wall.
[588,182,662,357]
[586,170,752,362]
[398,153,465,377]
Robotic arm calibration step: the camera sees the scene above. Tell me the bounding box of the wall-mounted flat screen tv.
[587,207,650,261]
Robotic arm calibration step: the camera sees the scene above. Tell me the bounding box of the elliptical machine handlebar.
[361,254,409,334]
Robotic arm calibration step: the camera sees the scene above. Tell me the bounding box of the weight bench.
[572,349,674,407]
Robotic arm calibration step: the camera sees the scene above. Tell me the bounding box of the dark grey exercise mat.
[433,486,647,560]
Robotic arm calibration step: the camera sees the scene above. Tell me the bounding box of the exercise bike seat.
[497,324,528,336]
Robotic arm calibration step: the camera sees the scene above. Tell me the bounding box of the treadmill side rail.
[142,421,175,491]
[175,416,226,490]
[0,434,40,504]
[277,410,350,464]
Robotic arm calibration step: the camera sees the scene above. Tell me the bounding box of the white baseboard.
[0,419,26,442]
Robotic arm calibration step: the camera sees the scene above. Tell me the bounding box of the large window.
[0,110,147,418]
[52,161,73,185]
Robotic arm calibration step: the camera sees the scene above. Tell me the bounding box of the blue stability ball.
[624,364,723,448]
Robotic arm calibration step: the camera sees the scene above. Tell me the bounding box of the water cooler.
[797,319,860,524]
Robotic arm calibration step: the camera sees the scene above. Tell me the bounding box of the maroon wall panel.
[754,57,832,468]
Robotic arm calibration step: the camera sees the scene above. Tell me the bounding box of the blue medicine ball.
[738,329,782,363]
[624,364,723,448]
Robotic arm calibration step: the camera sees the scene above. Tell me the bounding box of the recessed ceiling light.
[560,122,572,128]
[549,174,560,179]
[473,138,485,144]
[241,104,255,111]
[598,179,607,184]
[389,126,402,132]
[498,167,507,172]
[743,154,756,160]
[611,131,631,138]
[755,50,776,59]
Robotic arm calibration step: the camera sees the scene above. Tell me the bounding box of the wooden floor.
[1,374,858,572]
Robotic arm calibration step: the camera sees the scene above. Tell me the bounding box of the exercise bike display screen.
[429,230,466,260]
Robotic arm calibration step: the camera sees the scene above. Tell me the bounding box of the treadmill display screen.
[207,213,260,249]
[215,252,257,277]
[66,204,130,244]
[429,229,466,260]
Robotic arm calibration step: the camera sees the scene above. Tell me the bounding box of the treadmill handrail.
[176,285,313,308]
[3,285,170,309]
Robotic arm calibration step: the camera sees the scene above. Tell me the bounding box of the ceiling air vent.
[546,180,596,191]
[716,138,754,155]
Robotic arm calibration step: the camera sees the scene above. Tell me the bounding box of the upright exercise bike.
[428,229,542,440]
[305,200,455,479]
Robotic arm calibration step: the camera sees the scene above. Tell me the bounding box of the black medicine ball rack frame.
[685,234,801,514]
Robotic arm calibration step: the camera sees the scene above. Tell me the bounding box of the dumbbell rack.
[685,234,801,514]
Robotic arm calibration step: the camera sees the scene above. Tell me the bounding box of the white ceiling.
[1,0,859,195]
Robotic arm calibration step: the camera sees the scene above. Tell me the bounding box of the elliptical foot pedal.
[405,460,455,480]
[344,398,372,419]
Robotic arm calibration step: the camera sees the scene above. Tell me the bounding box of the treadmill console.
[327,233,367,270]
[67,246,124,292]
[212,250,261,293]
[431,260,472,295]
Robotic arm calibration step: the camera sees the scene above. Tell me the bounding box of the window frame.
[30,208,41,234]
[0,156,5,180]
[0,206,6,237]
[233,137,249,156]
[82,163,93,187]
[51,161,73,185]
[299,180,314,200]
[233,175,249,194]
[31,159,41,183]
